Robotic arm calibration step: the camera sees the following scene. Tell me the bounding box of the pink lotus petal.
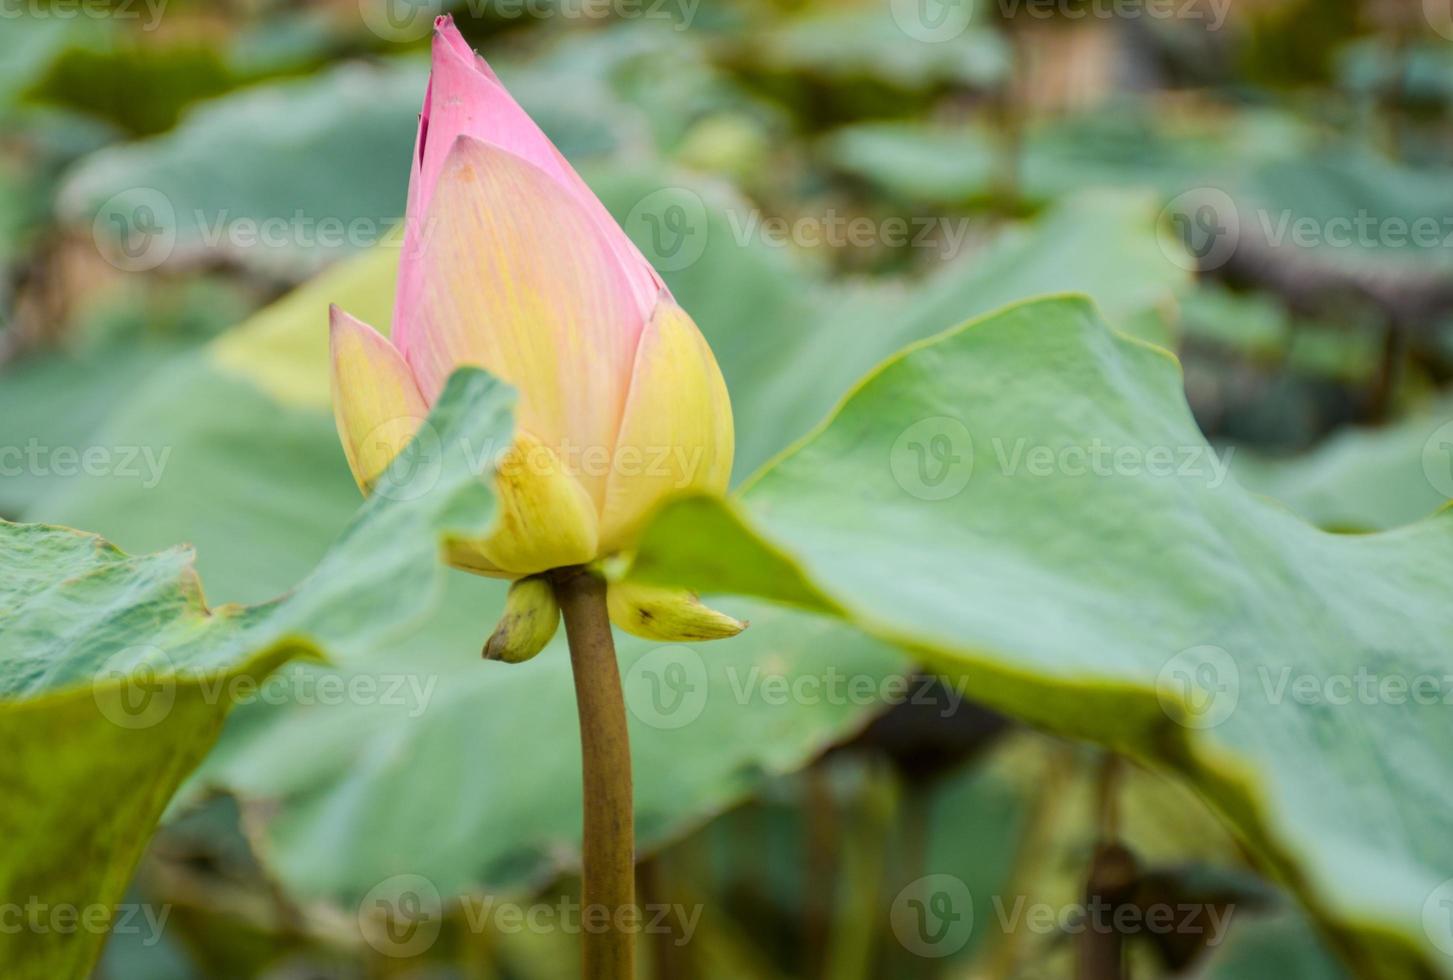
[406,135,643,510]
[393,15,664,366]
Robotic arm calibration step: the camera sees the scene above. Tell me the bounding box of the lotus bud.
[328,17,739,642]
[484,575,560,663]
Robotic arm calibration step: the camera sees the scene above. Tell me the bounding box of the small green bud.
[484,575,560,663]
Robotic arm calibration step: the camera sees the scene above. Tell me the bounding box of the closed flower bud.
[484,575,560,664]
[329,17,737,643]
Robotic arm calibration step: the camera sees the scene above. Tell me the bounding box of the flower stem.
[552,566,635,980]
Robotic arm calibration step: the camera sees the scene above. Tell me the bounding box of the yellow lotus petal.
[328,305,429,495]
[598,298,734,554]
[403,136,645,510]
[455,431,599,578]
[607,581,746,642]
[484,575,560,663]
[441,537,508,578]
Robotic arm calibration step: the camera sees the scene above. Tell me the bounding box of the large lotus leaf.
[823,108,1313,207]
[0,368,510,979]
[625,296,1453,977]
[1233,396,1453,532]
[1234,151,1453,280]
[1195,911,1351,979]
[0,17,110,111]
[0,280,250,520]
[669,187,1191,475]
[56,60,423,280]
[750,4,1009,90]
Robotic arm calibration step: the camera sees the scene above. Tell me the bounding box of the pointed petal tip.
[329,304,372,337]
[328,308,427,495]
[432,13,498,79]
[607,582,746,643]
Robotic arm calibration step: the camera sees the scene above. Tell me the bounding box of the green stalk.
[552,566,635,980]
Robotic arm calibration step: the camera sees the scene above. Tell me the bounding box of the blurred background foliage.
[2,0,1450,977]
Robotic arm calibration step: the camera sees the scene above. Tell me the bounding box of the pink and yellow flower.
[329,17,739,647]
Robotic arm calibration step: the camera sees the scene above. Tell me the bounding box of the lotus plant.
[328,17,742,977]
